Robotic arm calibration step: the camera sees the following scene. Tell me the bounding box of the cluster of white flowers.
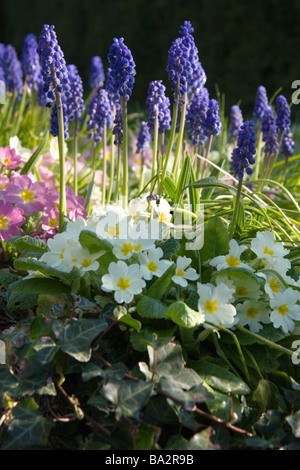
[39,197,300,336]
[207,231,300,334]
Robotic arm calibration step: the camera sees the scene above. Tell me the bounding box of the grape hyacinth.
[2,45,23,95]
[22,34,41,92]
[229,105,243,142]
[146,80,171,136]
[87,89,113,143]
[136,121,151,154]
[230,121,256,180]
[185,87,209,148]
[89,56,105,90]
[281,131,295,159]
[203,98,222,137]
[261,107,279,157]
[107,37,136,102]
[66,64,85,122]
[166,20,200,101]
[37,24,70,107]
[253,85,268,122]
[276,95,291,137]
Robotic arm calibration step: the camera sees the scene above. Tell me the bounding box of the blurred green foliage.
[1,0,300,120]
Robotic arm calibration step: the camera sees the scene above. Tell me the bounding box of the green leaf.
[286,411,300,438]
[136,295,166,319]
[52,318,108,362]
[0,268,20,289]
[130,326,176,352]
[157,376,213,410]
[13,257,69,283]
[174,154,192,203]
[0,368,19,401]
[7,235,48,253]
[7,291,38,312]
[200,217,229,263]
[20,132,49,175]
[2,398,54,449]
[158,237,180,260]
[163,176,176,201]
[117,313,141,331]
[165,301,204,328]
[79,229,112,254]
[189,360,250,395]
[147,263,176,300]
[102,379,153,418]
[33,337,58,364]
[251,379,280,411]
[10,277,71,295]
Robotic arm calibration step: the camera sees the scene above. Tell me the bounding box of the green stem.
[121,95,128,211]
[114,144,121,203]
[253,124,263,181]
[201,133,213,179]
[102,123,107,206]
[55,92,67,231]
[204,322,250,384]
[236,324,294,357]
[73,118,78,196]
[229,176,243,239]
[14,83,28,135]
[84,139,97,213]
[172,93,187,176]
[150,108,159,194]
[158,92,179,196]
[107,105,116,204]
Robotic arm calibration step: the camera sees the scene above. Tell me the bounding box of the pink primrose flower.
[0,147,22,169]
[0,200,25,241]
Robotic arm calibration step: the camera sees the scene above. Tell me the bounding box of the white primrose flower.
[40,233,78,272]
[210,239,253,271]
[215,271,262,301]
[138,247,173,280]
[9,136,32,163]
[49,136,68,161]
[197,282,236,328]
[127,197,149,219]
[101,260,146,304]
[269,288,300,334]
[95,208,131,240]
[151,197,173,225]
[63,245,102,273]
[236,300,271,333]
[172,256,199,287]
[250,231,291,275]
[65,218,87,240]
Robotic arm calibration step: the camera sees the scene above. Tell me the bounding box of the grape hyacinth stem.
[172,92,187,177]
[201,133,213,179]
[14,83,28,135]
[121,95,128,211]
[158,88,179,196]
[229,176,243,239]
[253,124,263,182]
[150,108,159,193]
[55,90,67,231]
[102,123,107,206]
[115,144,121,203]
[107,105,116,204]
[73,117,78,196]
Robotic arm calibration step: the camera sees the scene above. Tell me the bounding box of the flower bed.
[0,21,299,450]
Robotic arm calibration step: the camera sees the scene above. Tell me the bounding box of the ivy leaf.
[52,318,108,362]
[2,398,54,450]
[102,379,153,418]
[251,379,280,411]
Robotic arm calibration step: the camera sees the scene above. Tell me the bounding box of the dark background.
[1,0,300,122]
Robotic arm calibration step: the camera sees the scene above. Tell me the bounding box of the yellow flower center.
[20,187,35,203]
[235,286,248,296]
[278,304,289,316]
[72,258,77,263]
[158,211,169,223]
[147,261,158,272]
[3,157,11,166]
[106,225,119,237]
[176,268,185,277]
[117,277,130,291]
[48,218,58,228]
[246,307,259,319]
[226,255,240,267]
[263,246,274,257]
[0,215,9,230]
[269,277,280,293]
[82,258,92,268]
[134,243,142,252]
[120,242,133,257]
[204,299,218,314]
[59,248,65,260]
